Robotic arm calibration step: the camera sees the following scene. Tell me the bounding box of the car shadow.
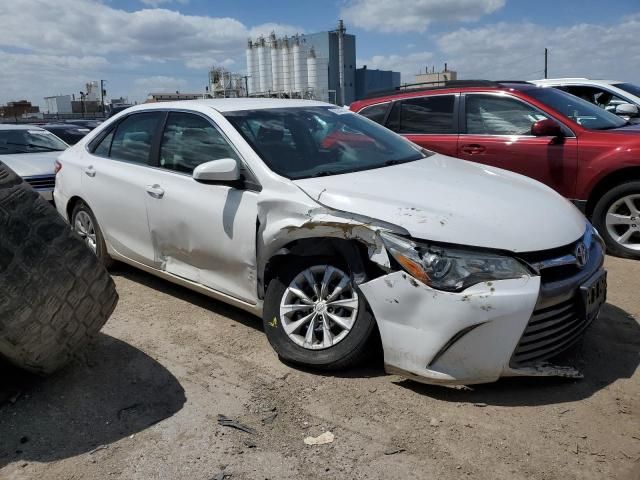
[111,263,263,333]
[394,303,639,406]
[0,333,186,468]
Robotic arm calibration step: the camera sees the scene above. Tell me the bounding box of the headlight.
[380,232,531,292]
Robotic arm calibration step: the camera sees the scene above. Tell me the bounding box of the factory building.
[414,65,458,86]
[355,66,401,100]
[246,20,356,105]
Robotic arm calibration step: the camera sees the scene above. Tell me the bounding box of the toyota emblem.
[575,242,588,268]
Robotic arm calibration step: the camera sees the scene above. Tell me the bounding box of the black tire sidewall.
[71,201,112,267]
[263,256,375,369]
[592,181,640,259]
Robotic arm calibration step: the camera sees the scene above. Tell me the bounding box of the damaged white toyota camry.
[54,99,607,385]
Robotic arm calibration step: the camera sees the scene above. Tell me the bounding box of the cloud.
[341,0,505,33]
[359,14,640,85]
[0,1,299,66]
[437,15,640,80]
[0,0,303,104]
[140,0,188,6]
[0,50,109,104]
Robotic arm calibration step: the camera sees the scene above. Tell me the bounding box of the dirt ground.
[1,256,638,480]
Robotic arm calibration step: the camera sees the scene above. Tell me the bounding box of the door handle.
[146,184,165,199]
[84,166,96,177]
[461,144,487,155]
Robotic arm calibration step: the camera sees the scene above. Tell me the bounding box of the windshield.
[526,87,627,130]
[613,82,640,98]
[0,128,68,154]
[224,106,427,179]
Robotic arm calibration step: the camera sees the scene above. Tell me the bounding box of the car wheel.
[263,256,376,370]
[71,200,113,269]
[0,162,118,374]
[592,181,640,259]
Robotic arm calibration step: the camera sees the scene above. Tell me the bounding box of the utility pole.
[544,48,548,79]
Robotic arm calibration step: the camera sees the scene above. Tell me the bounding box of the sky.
[1,0,639,106]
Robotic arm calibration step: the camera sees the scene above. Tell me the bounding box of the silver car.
[0,124,67,201]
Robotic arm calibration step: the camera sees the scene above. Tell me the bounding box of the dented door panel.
[144,170,259,304]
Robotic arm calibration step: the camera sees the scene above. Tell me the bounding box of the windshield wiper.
[5,142,62,152]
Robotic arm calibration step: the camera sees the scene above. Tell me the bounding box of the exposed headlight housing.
[380,231,531,292]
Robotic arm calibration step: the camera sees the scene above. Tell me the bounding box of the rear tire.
[592,181,640,259]
[0,163,118,374]
[263,256,375,370]
[71,200,113,269]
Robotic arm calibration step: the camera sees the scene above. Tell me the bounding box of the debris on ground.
[217,414,256,434]
[384,447,406,455]
[304,431,335,445]
[211,471,231,480]
[243,438,257,448]
[262,412,278,424]
[89,445,109,455]
[473,402,488,407]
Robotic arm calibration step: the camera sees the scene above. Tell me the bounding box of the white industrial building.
[245,20,356,105]
[43,95,72,114]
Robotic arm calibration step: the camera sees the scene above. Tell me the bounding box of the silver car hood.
[0,151,59,177]
[293,155,586,253]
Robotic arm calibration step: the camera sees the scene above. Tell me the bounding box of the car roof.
[531,78,623,85]
[352,80,537,106]
[126,98,333,114]
[0,124,46,131]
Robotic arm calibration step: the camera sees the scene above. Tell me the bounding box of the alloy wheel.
[605,194,640,251]
[279,265,359,350]
[74,210,97,253]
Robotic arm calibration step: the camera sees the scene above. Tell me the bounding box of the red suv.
[351,81,640,259]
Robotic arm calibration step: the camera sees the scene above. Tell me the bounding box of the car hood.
[293,155,587,253]
[0,151,59,177]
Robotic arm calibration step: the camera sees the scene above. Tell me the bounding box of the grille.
[511,227,605,367]
[511,298,593,365]
[24,174,55,190]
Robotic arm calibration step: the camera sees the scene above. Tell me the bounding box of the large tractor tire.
[0,163,118,374]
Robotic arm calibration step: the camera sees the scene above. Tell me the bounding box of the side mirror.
[531,119,564,138]
[615,103,639,117]
[192,158,240,183]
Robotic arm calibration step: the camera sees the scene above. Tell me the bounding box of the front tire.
[263,256,375,370]
[71,201,113,269]
[592,181,640,259]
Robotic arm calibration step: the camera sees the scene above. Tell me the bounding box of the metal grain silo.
[292,36,307,94]
[269,33,282,93]
[245,40,256,95]
[257,36,272,92]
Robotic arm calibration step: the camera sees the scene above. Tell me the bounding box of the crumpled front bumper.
[359,270,589,385]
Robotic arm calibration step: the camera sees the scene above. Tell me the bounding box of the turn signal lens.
[394,253,430,284]
[54,160,62,174]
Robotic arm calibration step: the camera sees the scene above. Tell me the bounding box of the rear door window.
[399,95,456,134]
[109,112,164,164]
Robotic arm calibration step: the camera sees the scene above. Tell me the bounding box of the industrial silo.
[307,48,317,99]
[292,36,307,95]
[257,36,272,92]
[245,40,256,95]
[281,36,292,95]
[269,33,282,93]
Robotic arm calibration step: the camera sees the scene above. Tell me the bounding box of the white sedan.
[54,99,606,385]
[0,124,67,201]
